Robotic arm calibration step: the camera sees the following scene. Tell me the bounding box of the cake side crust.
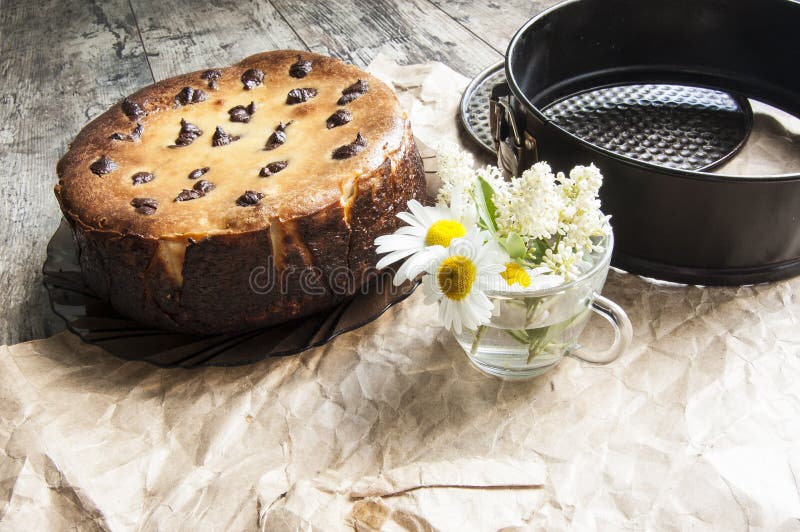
[69,126,426,334]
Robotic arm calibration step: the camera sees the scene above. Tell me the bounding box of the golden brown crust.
[56,50,427,335]
[55,50,406,238]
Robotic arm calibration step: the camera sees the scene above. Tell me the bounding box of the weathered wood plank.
[271,0,502,77]
[2,0,514,345]
[428,0,560,53]
[0,0,153,345]
[129,0,308,79]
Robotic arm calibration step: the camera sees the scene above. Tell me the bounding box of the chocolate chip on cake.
[264,130,286,150]
[259,160,288,177]
[131,197,157,215]
[131,122,144,140]
[326,109,352,129]
[175,189,203,202]
[212,126,240,147]
[175,86,208,106]
[121,98,145,120]
[264,121,292,150]
[131,171,155,185]
[289,56,312,78]
[201,69,222,89]
[90,155,118,175]
[332,132,367,159]
[236,190,265,207]
[176,179,215,201]
[228,101,255,123]
[343,79,369,94]
[228,106,249,123]
[188,166,210,180]
[193,179,215,194]
[241,68,264,90]
[286,88,318,105]
[337,79,369,105]
[174,119,203,146]
[111,122,144,142]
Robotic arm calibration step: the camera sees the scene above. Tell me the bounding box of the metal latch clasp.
[489,84,537,177]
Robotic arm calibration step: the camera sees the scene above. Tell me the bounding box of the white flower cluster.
[435,144,477,223]
[495,162,561,240]
[435,144,609,281]
[556,165,609,255]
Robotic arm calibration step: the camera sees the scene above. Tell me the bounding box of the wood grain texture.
[2,0,522,345]
[429,0,559,53]
[271,0,501,75]
[0,0,154,345]
[130,0,307,79]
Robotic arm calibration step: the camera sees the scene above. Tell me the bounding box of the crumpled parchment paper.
[1,56,799,532]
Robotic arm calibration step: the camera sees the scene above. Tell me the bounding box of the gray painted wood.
[0,0,153,345]
[130,0,307,80]
[1,0,523,345]
[271,0,501,75]
[429,0,559,53]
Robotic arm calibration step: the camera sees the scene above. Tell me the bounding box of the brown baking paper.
[2,57,799,531]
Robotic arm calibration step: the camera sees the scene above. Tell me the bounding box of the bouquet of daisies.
[374,144,610,338]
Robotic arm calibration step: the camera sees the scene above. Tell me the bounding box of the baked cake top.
[55,50,407,239]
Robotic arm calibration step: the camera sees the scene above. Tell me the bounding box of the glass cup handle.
[568,293,632,365]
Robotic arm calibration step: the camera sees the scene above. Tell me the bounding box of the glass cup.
[453,231,631,380]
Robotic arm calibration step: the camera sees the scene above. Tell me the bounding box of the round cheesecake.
[55,50,426,334]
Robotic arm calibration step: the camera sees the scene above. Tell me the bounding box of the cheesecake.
[54,50,426,334]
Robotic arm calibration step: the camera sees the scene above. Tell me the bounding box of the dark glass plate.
[42,220,418,367]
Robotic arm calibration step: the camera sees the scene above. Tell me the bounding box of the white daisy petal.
[446,302,462,334]
[376,248,420,270]
[396,211,426,229]
[395,246,446,285]
[422,275,440,303]
[460,300,479,330]
[394,225,426,237]
[375,239,423,257]
[443,299,455,330]
[437,298,450,329]
[406,199,432,223]
[374,233,420,250]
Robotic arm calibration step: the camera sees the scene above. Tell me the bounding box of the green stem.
[525,306,591,364]
[470,325,488,355]
[505,329,529,344]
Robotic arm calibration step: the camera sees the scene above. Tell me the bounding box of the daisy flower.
[476,250,566,293]
[375,199,471,285]
[496,262,565,292]
[422,229,505,334]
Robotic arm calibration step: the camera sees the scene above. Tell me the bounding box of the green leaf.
[477,176,497,229]
[470,185,491,232]
[503,232,526,259]
[470,175,498,233]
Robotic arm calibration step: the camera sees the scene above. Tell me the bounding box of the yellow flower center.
[425,219,466,247]
[501,262,531,287]
[437,255,476,301]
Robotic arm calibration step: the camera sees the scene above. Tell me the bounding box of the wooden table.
[0,0,557,345]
